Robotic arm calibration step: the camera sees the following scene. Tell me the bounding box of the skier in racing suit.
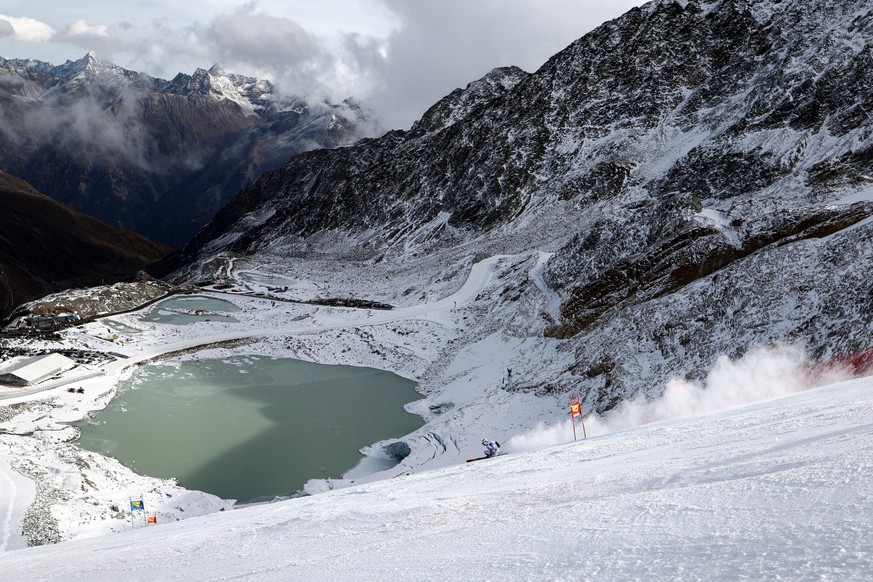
[482,439,500,458]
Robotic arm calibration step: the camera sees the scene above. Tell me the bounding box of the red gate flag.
[570,401,582,418]
[147,515,157,525]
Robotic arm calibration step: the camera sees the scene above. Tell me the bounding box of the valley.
[0,1,871,575]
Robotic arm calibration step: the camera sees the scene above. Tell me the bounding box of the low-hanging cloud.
[200,10,340,106]
[206,12,322,69]
[0,20,14,38]
[2,1,647,131]
[92,7,340,111]
[0,75,204,177]
[351,0,646,129]
[506,342,859,454]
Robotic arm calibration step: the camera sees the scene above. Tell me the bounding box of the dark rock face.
[0,54,369,247]
[0,171,170,320]
[166,0,873,410]
[166,64,536,264]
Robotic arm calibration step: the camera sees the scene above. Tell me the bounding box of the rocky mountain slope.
[0,53,369,247]
[0,171,170,320]
[161,0,873,412]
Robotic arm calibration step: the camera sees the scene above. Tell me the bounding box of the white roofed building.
[0,354,77,387]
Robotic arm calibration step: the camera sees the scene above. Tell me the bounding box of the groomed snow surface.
[1,375,870,581]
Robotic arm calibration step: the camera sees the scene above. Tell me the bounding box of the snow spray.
[506,342,853,453]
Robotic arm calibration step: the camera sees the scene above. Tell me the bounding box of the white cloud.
[205,11,322,68]
[0,1,646,129]
[0,14,55,42]
[64,20,110,38]
[336,0,647,128]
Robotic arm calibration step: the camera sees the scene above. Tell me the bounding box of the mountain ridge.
[0,53,372,247]
[161,0,873,412]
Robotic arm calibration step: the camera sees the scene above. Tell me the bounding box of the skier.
[482,438,500,458]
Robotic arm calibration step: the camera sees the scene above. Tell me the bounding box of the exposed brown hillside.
[0,170,171,319]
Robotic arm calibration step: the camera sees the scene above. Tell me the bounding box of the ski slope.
[2,375,870,581]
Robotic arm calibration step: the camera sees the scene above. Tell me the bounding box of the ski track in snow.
[0,457,32,552]
[529,251,562,323]
[0,459,18,552]
[0,376,870,580]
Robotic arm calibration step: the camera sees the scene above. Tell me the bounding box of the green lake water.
[73,355,422,504]
[141,296,241,325]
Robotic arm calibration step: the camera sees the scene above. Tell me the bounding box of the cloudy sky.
[0,0,646,129]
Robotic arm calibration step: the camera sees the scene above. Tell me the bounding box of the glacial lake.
[141,296,241,325]
[73,355,423,504]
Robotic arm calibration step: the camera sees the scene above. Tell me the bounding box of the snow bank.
[508,342,857,452]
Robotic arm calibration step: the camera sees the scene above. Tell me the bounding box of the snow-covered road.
[1,375,870,580]
[0,254,501,400]
[98,255,498,379]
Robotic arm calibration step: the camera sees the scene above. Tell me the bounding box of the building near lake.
[0,353,76,387]
[20,313,79,330]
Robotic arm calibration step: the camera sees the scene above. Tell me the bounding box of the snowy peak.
[0,53,278,113]
[0,52,157,102]
[52,52,145,91]
[202,68,276,114]
[73,51,103,71]
[58,51,106,77]
[0,56,51,74]
[162,64,276,114]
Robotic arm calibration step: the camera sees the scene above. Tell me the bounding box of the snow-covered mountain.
[0,53,372,246]
[162,63,276,115]
[166,0,873,412]
[2,0,872,569]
